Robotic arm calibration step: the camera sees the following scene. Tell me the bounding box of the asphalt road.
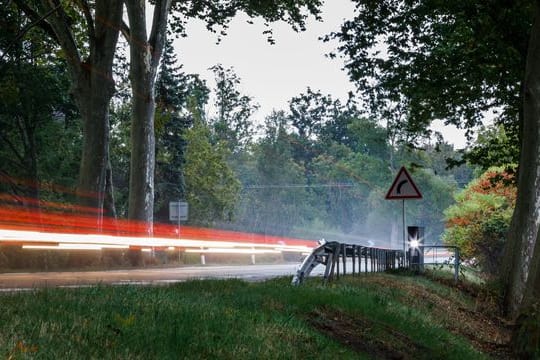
[0,264,325,290]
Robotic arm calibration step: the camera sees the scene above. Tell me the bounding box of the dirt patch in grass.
[312,275,513,358]
[308,307,429,359]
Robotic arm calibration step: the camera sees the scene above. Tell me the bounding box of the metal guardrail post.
[454,247,459,283]
[333,243,340,280]
[341,244,346,276]
[351,245,356,276]
[323,252,333,281]
[364,247,368,273]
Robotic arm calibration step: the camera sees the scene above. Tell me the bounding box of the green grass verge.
[0,274,493,359]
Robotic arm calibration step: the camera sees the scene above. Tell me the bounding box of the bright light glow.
[23,243,130,251]
[0,201,317,256]
[410,240,420,248]
[0,229,315,254]
[185,248,281,254]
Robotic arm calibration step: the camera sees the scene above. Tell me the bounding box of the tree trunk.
[512,235,540,357]
[75,78,112,214]
[505,2,540,357]
[74,1,122,218]
[125,0,171,228]
[501,1,540,320]
[16,0,123,220]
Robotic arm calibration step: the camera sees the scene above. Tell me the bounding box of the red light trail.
[0,195,316,255]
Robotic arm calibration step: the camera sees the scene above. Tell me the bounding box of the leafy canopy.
[326,0,532,152]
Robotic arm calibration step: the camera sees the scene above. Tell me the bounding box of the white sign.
[385,167,422,200]
[169,201,188,221]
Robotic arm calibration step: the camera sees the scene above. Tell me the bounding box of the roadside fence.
[292,240,460,285]
[292,241,405,285]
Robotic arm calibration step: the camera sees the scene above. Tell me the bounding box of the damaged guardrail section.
[292,241,405,285]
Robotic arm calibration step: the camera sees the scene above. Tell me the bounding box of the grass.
[0,273,509,359]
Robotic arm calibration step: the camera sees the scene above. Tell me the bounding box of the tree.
[123,0,323,228]
[0,3,79,204]
[154,38,210,222]
[12,0,323,231]
[13,0,123,217]
[239,111,311,236]
[124,0,171,226]
[183,118,240,225]
[505,4,540,355]
[124,0,325,227]
[311,148,385,234]
[326,0,531,154]
[210,64,258,154]
[465,125,520,171]
[287,88,340,170]
[443,167,516,277]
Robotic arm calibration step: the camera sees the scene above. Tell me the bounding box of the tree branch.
[149,0,172,70]
[74,0,95,52]
[120,20,131,42]
[36,0,82,75]
[0,131,25,166]
[12,0,58,41]
[0,2,62,67]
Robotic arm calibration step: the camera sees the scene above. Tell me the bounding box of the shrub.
[442,166,516,277]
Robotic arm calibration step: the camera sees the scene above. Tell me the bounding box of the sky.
[173,1,468,149]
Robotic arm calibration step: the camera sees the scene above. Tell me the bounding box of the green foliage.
[0,5,80,203]
[465,125,520,170]
[154,38,211,222]
[443,166,516,276]
[234,111,313,235]
[184,120,241,225]
[210,64,258,154]
[109,103,132,217]
[328,0,531,164]
[169,0,323,43]
[219,86,466,243]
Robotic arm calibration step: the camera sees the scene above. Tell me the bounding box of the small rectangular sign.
[169,201,188,221]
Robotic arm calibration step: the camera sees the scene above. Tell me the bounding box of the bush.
[442,166,516,277]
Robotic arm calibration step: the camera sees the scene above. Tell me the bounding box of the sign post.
[385,167,422,261]
[169,201,188,237]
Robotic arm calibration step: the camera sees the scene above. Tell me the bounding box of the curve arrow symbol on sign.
[396,180,409,194]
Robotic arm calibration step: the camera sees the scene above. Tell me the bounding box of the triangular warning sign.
[385,167,422,200]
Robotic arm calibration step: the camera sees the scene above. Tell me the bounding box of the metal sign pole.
[177,201,181,239]
[402,199,406,260]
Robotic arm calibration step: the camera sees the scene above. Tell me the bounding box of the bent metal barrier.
[292,241,405,285]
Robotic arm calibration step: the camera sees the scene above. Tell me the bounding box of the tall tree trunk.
[508,5,540,356]
[15,0,123,220]
[75,78,112,214]
[125,0,171,228]
[501,1,540,320]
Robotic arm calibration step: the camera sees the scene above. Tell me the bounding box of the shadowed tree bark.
[14,0,123,220]
[125,0,172,228]
[505,2,540,356]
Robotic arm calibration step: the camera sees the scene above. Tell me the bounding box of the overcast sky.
[173,1,467,149]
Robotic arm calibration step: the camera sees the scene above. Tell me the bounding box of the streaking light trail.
[0,194,316,255]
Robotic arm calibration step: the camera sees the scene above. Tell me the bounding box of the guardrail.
[292,241,405,285]
[292,241,460,285]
